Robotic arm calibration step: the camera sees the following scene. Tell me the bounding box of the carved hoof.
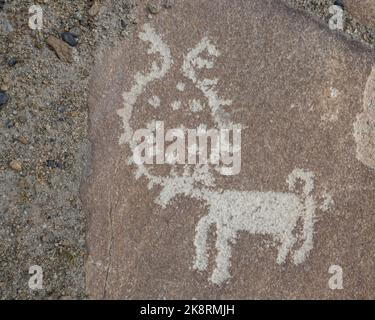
[293,250,306,265]
[210,269,230,285]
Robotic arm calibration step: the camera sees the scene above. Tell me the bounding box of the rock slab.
[83,0,375,299]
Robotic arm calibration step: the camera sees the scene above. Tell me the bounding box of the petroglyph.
[176,82,186,92]
[156,168,331,285]
[117,24,332,285]
[354,66,375,169]
[84,0,375,299]
[320,192,335,212]
[189,99,204,113]
[171,100,182,110]
[117,23,173,145]
[182,37,232,128]
[148,95,160,109]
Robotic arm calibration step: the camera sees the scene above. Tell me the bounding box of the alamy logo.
[132,121,242,175]
[28,5,43,31]
[329,5,344,31]
[28,265,43,290]
[117,24,334,285]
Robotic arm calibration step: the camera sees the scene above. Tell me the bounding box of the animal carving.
[156,168,318,284]
[117,24,333,285]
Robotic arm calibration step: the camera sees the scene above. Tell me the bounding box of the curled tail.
[287,168,316,265]
[194,214,215,271]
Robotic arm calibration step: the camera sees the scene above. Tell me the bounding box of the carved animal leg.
[193,215,213,271]
[277,233,296,264]
[293,197,316,265]
[210,230,231,285]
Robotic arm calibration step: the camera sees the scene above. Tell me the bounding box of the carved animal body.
[158,168,316,285]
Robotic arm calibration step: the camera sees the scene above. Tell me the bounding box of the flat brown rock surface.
[83,0,375,299]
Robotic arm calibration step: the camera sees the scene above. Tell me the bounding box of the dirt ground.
[0,0,373,300]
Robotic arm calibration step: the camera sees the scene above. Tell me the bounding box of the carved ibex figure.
[117,24,332,285]
[156,168,317,285]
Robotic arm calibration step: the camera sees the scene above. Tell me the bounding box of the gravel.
[282,0,374,47]
[0,0,136,300]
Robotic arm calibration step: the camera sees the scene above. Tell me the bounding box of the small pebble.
[18,114,27,123]
[69,27,81,38]
[6,119,14,128]
[10,160,22,172]
[74,11,83,21]
[0,83,8,91]
[334,0,344,8]
[57,106,65,113]
[55,162,64,169]
[120,19,128,29]
[88,0,101,17]
[0,90,8,108]
[47,160,64,169]
[7,57,17,67]
[61,32,78,47]
[47,160,55,168]
[147,2,160,14]
[17,136,29,145]
[80,16,88,27]
[47,36,73,63]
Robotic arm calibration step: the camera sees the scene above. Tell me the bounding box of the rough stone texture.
[345,0,375,28]
[282,0,375,47]
[354,66,375,169]
[84,0,375,299]
[0,0,135,300]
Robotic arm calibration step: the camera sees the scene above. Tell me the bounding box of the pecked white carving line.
[117,23,173,146]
